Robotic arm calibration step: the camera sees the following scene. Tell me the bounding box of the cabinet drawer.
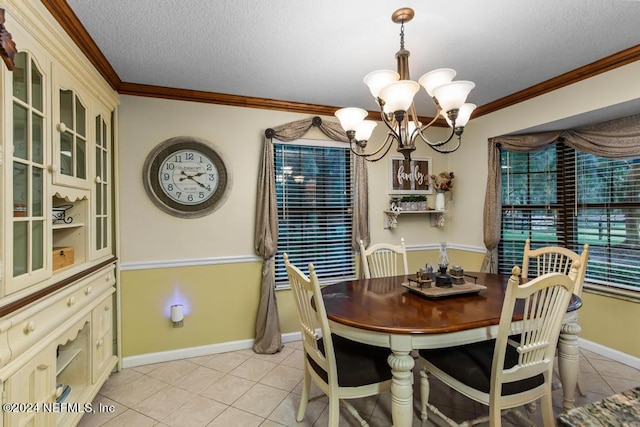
[91,295,115,383]
[6,264,116,362]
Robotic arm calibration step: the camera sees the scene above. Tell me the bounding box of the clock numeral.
[199,192,205,199]
[207,164,213,171]
[176,191,182,199]
[163,173,170,181]
[209,174,215,181]
[174,155,182,162]
[186,153,194,161]
[206,184,211,191]
[165,163,175,170]
[167,184,173,191]
[187,194,194,202]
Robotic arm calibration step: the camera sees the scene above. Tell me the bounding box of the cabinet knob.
[48,164,58,173]
[57,122,67,132]
[67,296,76,307]
[24,321,36,334]
[95,176,102,184]
[84,286,93,295]
[106,274,112,281]
[104,305,110,312]
[96,339,103,348]
[55,386,63,398]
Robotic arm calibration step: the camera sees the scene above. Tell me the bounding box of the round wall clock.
[142,136,232,218]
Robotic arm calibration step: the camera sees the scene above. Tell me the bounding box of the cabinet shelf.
[52,222,84,230]
[56,348,81,375]
[383,209,447,229]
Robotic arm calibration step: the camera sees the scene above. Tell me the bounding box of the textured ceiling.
[66,0,640,122]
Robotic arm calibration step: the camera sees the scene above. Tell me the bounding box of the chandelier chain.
[399,21,405,50]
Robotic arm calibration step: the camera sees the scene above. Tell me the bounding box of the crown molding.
[41,0,121,89]
[42,1,640,121]
[474,44,640,118]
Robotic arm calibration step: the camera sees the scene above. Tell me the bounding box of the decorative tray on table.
[402,277,486,299]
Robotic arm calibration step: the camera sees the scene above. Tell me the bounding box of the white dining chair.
[522,238,590,395]
[359,238,409,279]
[419,264,578,427]
[283,253,392,426]
[522,238,589,296]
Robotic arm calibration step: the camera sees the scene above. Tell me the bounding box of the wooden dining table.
[321,271,583,427]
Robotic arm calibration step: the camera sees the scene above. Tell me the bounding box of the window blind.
[274,140,355,287]
[569,148,640,291]
[499,143,640,291]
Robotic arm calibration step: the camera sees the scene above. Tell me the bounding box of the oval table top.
[321,272,582,335]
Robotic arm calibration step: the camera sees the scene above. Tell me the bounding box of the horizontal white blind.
[499,147,566,275]
[499,143,640,291]
[274,141,355,286]
[569,148,640,291]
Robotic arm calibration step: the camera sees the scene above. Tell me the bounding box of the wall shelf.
[383,209,447,229]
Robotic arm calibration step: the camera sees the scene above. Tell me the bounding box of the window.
[274,139,355,288]
[499,143,640,291]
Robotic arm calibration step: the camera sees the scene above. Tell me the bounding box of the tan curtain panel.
[253,116,369,354]
[482,113,640,272]
[352,146,370,250]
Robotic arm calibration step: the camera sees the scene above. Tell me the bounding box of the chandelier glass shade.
[335,8,476,161]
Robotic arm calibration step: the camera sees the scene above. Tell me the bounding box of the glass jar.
[438,242,449,274]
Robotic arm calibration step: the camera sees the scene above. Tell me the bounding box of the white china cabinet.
[0,2,119,426]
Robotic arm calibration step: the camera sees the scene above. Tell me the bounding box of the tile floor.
[78,341,640,426]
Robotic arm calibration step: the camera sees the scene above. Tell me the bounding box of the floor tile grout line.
[87,343,639,427]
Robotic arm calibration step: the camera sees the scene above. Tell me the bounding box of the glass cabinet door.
[58,88,87,181]
[53,69,91,190]
[8,51,50,293]
[93,110,111,258]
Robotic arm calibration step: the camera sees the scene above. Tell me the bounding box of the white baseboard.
[579,338,640,370]
[123,333,638,370]
[121,332,302,368]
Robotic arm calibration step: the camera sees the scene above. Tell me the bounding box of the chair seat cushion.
[419,338,544,396]
[308,334,393,388]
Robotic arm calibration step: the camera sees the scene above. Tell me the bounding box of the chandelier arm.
[364,133,397,162]
[349,132,395,161]
[414,124,457,148]
[408,102,439,129]
[379,108,402,142]
[366,132,397,158]
[407,101,446,143]
[427,136,462,154]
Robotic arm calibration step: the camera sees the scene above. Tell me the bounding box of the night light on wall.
[167,286,189,328]
[170,304,184,327]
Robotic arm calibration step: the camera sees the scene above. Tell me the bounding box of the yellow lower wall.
[120,249,639,360]
[120,262,262,357]
[579,292,640,357]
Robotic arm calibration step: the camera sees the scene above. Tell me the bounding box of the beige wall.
[117,96,462,357]
[442,61,640,248]
[117,61,640,359]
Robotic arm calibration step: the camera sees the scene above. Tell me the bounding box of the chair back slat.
[522,238,589,296]
[284,253,336,381]
[493,266,576,392]
[359,238,409,279]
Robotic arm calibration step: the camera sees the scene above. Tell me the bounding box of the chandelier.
[335,8,476,161]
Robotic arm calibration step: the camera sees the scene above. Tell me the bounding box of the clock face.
[143,137,231,218]
[158,149,219,205]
